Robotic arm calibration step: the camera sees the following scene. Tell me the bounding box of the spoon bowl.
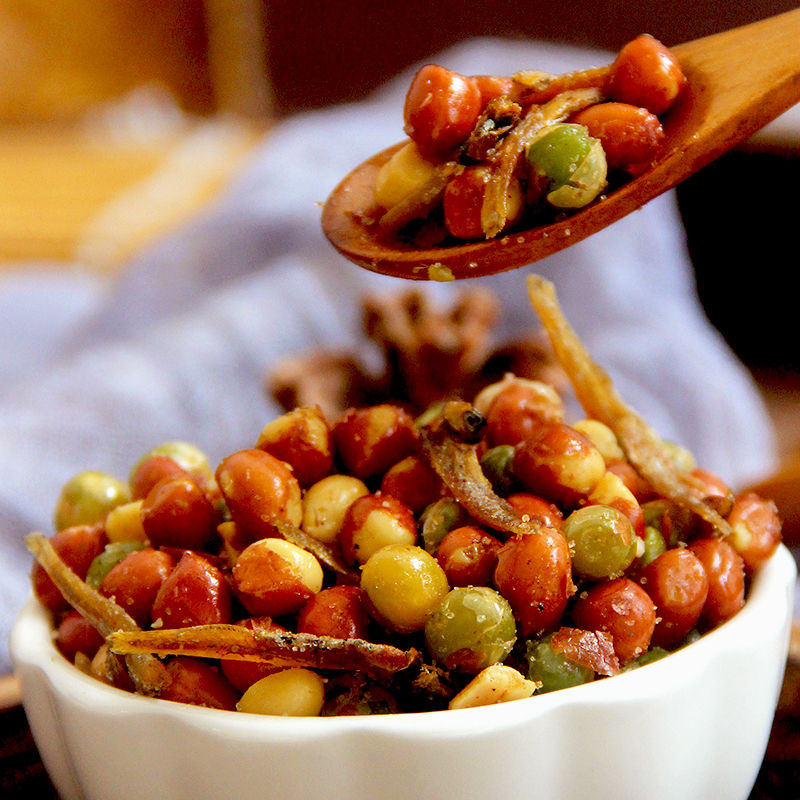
[322,9,800,280]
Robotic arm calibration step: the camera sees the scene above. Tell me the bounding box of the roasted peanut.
[256,406,333,488]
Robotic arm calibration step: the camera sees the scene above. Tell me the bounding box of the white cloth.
[0,39,777,672]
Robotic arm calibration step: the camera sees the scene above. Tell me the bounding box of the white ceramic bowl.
[11,545,796,800]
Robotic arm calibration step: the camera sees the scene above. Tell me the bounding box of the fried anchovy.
[526,275,731,536]
[481,88,604,238]
[108,625,419,681]
[511,65,610,106]
[379,161,460,234]
[274,520,359,580]
[26,532,168,695]
[420,400,538,538]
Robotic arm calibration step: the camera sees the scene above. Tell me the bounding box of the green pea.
[528,124,593,186]
[638,525,667,568]
[425,586,517,673]
[526,123,607,209]
[642,499,694,547]
[86,541,145,588]
[524,635,594,693]
[623,646,669,671]
[419,497,468,555]
[53,471,131,532]
[128,441,212,486]
[680,629,702,647]
[480,445,516,495]
[563,504,638,579]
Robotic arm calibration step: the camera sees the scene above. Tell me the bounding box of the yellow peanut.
[573,419,624,462]
[105,500,147,543]
[374,141,438,209]
[360,544,449,633]
[302,475,368,544]
[237,668,325,716]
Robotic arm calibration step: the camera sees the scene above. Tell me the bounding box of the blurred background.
[0,1,799,796]
[0,0,798,355]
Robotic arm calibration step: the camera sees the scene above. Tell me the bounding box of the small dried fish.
[462,96,523,162]
[481,88,604,238]
[411,661,456,699]
[274,520,359,580]
[108,625,419,681]
[526,276,731,536]
[379,161,460,234]
[512,65,611,105]
[25,532,168,695]
[420,400,538,538]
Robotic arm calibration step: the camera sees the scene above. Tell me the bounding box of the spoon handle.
[666,9,800,172]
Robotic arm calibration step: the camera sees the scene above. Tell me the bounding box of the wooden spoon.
[321,9,800,281]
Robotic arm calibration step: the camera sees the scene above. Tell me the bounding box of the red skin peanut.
[161,657,239,711]
[507,493,564,530]
[297,585,370,640]
[688,538,745,628]
[403,64,482,157]
[332,405,419,481]
[380,455,443,514]
[726,493,782,572]
[571,578,656,663]
[232,539,321,618]
[570,102,664,172]
[339,493,417,566]
[99,548,175,627]
[256,406,333,488]
[513,422,605,507]
[486,381,563,447]
[31,525,108,613]
[443,166,491,241]
[436,526,502,587]
[151,550,232,629]
[470,74,514,105]
[638,548,709,648]
[215,448,302,542]
[55,610,105,662]
[493,528,574,637]
[141,476,217,551]
[443,166,522,240]
[606,34,687,115]
[129,455,190,501]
